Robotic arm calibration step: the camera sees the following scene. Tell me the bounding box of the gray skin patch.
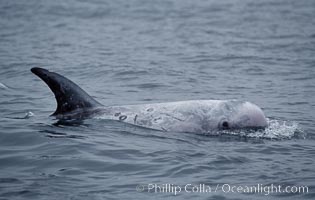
[119,115,127,121]
[147,108,154,112]
[134,114,138,124]
[153,117,162,123]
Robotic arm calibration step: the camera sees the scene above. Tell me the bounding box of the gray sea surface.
[0,0,315,199]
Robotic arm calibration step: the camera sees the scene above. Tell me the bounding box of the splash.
[260,118,303,139]
[214,118,304,140]
[23,111,35,119]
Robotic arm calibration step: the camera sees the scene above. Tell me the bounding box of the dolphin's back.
[98,100,225,132]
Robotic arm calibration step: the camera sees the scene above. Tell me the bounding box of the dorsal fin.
[31,67,102,116]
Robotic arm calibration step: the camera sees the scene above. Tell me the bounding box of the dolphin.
[31,67,268,133]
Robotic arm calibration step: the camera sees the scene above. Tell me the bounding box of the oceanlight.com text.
[136,183,309,196]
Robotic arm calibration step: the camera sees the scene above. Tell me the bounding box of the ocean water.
[0,0,315,199]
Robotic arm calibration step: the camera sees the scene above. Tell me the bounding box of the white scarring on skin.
[97,100,268,133]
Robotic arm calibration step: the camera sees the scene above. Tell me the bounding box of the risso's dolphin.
[31,67,268,133]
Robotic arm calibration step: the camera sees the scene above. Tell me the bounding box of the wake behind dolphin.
[31,67,268,133]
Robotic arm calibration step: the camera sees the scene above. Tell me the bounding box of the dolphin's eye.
[222,121,229,129]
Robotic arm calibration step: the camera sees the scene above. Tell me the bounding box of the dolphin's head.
[218,101,268,130]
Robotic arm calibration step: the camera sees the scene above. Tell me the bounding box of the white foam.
[260,118,301,139]
[215,118,303,139]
